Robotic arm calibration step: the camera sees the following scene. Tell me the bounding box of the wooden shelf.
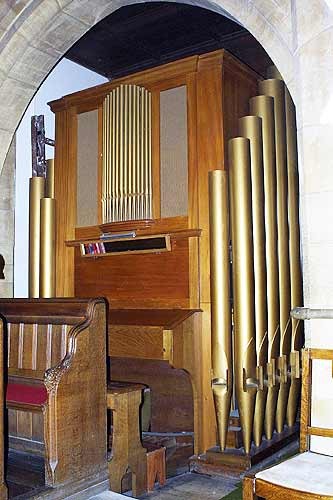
[66,228,201,248]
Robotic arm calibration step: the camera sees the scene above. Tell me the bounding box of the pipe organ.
[48,50,302,471]
[209,71,303,457]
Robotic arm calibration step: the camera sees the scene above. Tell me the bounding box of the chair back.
[301,348,333,454]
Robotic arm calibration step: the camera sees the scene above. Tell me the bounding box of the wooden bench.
[107,381,147,497]
[0,298,107,491]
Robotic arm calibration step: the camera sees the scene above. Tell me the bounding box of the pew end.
[1,298,108,492]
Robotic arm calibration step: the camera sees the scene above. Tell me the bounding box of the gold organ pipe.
[102,97,107,222]
[45,159,55,198]
[239,116,268,447]
[115,86,120,221]
[145,89,149,219]
[266,65,283,80]
[40,198,56,298]
[140,88,145,220]
[29,176,45,298]
[148,92,152,218]
[136,86,140,219]
[250,95,280,440]
[229,137,257,454]
[144,90,148,218]
[124,84,128,219]
[285,87,303,427]
[104,96,110,220]
[112,90,116,222]
[102,84,152,222]
[259,79,291,434]
[128,85,133,218]
[209,170,233,451]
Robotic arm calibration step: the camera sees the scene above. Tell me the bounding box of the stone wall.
[0,138,15,297]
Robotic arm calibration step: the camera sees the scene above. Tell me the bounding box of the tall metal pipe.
[229,137,257,454]
[29,176,45,298]
[250,95,280,440]
[209,169,233,451]
[259,79,291,433]
[239,116,268,447]
[285,87,303,426]
[45,159,55,198]
[40,198,56,298]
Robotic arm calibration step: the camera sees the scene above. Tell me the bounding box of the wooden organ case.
[49,50,259,456]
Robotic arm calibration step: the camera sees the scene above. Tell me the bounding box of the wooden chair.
[243,348,333,500]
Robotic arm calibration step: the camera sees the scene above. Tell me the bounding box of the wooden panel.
[8,323,19,369]
[75,238,189,308]
[8,409,17,436]
[109,325,165,360]
[111,358,194,433]
[54,108,77,297]
[17,411,32,440]
[21,324,34,370]
[35,324,49,371]
[32,413,44,443]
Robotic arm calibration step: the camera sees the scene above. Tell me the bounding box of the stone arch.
[0,0,294,172]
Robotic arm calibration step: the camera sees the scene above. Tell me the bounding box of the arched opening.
[2,0,333,498]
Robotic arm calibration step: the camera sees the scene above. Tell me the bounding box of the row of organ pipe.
[102,84,152,223]
[28,159,56,298]
[210,75,303,453]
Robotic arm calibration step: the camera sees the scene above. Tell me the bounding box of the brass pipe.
[128,85,133,219]
[259,79,291,434]
[250,95,280,440]
[285,87,303,427]
[140,87,145,219]
[115,86,120,221]
[147,92,153,219]
[106,94,110,222]
[29,176,45,298]
[40,198,56,298]
[124,84,128,219]
[239,116,268,447]
[136,86,140,219]
[119,85,124,221]
[266,65,283,80]
[209,169,232,451]
[229,137,257,454]
[102,97,107,222]
[145,89,150,219]
[112,90,116,222]
[45,159,55,198]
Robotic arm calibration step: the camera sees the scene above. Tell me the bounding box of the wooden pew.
[0,317,7,499]
[0,298,107,492]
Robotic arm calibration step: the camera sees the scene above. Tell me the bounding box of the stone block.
[298,28,333,128]
[295,0,333,50]
[9,45,57,88]
[0,78,35,133]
